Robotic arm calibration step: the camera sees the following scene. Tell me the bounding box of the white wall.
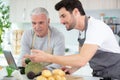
[50,23,79,53]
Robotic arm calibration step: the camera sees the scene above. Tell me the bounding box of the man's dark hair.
[55,0,86,15]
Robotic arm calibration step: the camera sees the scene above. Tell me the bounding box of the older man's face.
[31,14,50,37]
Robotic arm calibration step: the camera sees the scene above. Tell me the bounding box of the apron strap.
[31,28,52,53]
[78,16,89,47]
[31,32,36,49]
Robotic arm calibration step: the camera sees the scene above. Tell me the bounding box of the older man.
[17,7,65,70]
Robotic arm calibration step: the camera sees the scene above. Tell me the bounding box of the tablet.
[3,50,18,69]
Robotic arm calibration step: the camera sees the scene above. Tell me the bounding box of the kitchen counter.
[0,68,100,80]
[66,75,101,80]
[22,75,101,80]
[0,66,99,80]
[0,73,101,80]
[0,53,93,77]
[0,53,94,80]
[14,75,101,80]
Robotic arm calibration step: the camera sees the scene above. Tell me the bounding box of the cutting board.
[66,75,84,80]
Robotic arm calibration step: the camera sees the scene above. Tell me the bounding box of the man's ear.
[72,8,79,16]
[48,18,50,24]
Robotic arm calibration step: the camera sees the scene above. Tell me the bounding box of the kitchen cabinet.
[10,0,60,23]
[25,0,47,22]
[10,0,27,22]
[80,0,102,10]
[117,0,120,9]
[80,0,118,10]
[10,0,119,23]
[46,0,60,23]
[10,0,46,23]
[101,0,117,10]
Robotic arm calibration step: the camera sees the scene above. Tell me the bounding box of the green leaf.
[0,0,11,45]
[0,46,3,54]
[6,66,15,77]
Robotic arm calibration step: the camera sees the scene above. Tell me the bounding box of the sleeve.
[17,30,31,66]
[45,30,65,70]
[84,22,110,47]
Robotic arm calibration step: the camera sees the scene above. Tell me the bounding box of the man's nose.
[35,23,40,28]
[60,19,65,24]
[36,23,40,26]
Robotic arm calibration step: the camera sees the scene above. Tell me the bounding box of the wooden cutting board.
[66,75,84,80]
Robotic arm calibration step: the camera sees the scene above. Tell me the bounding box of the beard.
[66,15,76,31]
[66,24,74,31]
[67,20,76,31]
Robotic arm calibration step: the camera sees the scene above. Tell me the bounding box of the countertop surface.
[0,68,100,80]
[0,67,100,80]
[19,75,101,80]
[66,75,101,80]
[0,54,97,80]
[1,74,101,80]
[0,53,93,77]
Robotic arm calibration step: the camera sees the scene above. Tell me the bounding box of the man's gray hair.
[31,7,49,18]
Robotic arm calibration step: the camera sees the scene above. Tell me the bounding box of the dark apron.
[89,50,120,79]
[78,16,120,79]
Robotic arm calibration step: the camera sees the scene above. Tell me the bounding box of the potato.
[52,69,65,76]
[48,76,55,80]
[53,75,62,80]
[36,75,47,80]
[42,70,52,77]
[61,76,66,80]
[53,75,66,80]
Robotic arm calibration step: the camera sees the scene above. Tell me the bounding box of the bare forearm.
[49,54,87,67]
[48,44,98,67]
[29,44,98,67]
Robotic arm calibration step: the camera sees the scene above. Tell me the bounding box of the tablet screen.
[3,50,18,69]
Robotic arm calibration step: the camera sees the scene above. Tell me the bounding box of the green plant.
[0,0,11,54]
[6,66,14,77]
[65,48,69,52]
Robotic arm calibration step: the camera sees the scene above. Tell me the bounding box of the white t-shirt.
[84,17,120,53]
